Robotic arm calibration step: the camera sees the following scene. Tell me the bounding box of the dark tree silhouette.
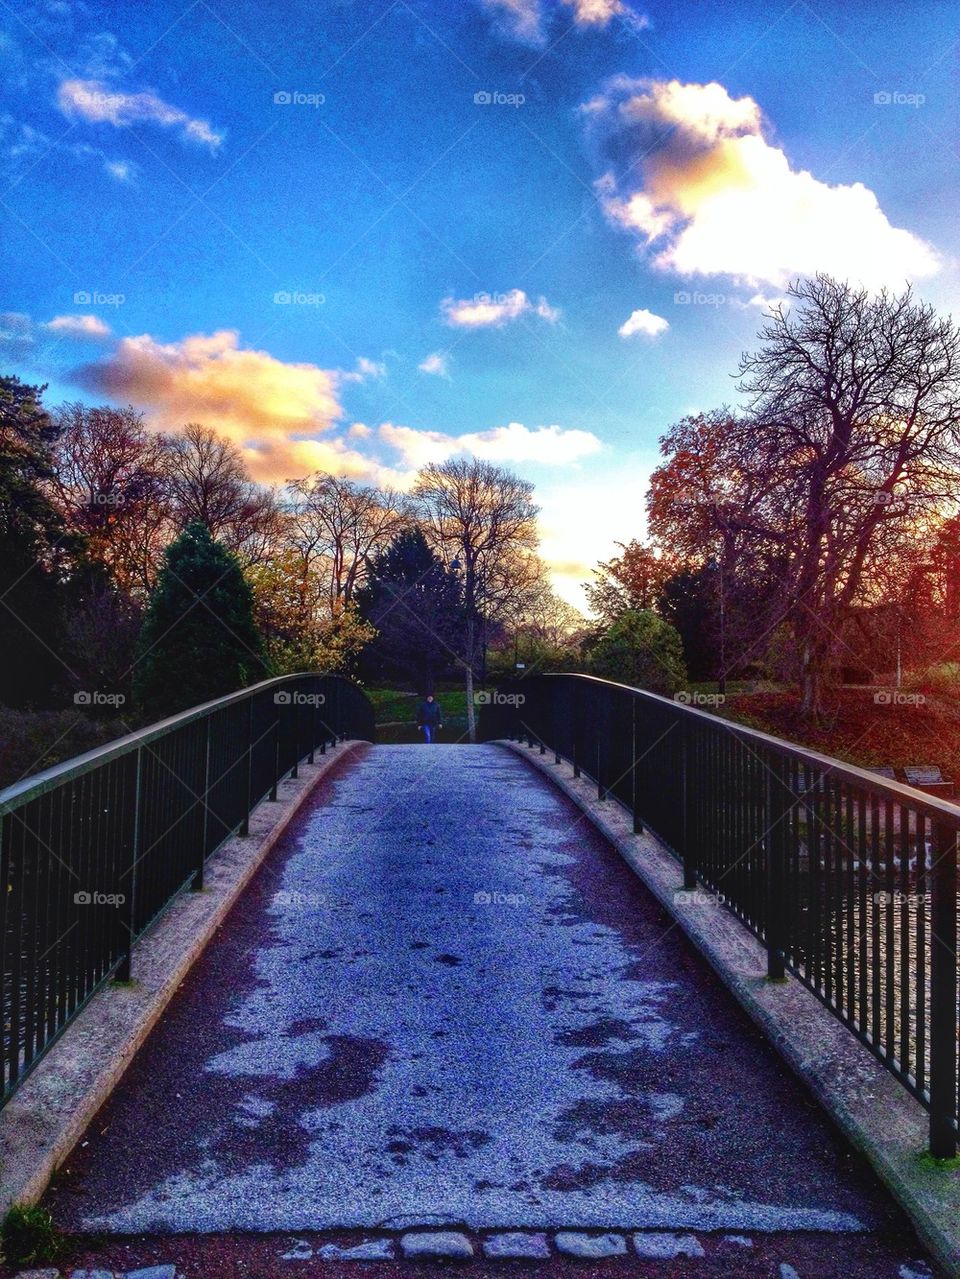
[133,521,266,720]
[356,528,463,689]
[0,376,78,707]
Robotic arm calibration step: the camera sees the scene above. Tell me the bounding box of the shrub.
[588,608,687,695]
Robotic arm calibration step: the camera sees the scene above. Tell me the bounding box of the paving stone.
[316,1240,396,1261]
[400,1232,474,1260]
[482,1233,551,1260]
[70,1272,115,1279]
[122,1268,177,1279]
[555,1233,627,1259]
[633,1233,705,1259]
[780,1266,801,1279]
[15,1271,60,1279]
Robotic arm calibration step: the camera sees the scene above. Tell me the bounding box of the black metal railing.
[480,673,960,1157]
[0,673,374,1105]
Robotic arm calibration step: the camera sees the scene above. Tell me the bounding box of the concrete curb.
[499,740,960,1279]
[0,741,368,1212]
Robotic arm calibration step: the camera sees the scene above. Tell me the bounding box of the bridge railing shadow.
[480,671,960,1159]
[0,673,375,1106]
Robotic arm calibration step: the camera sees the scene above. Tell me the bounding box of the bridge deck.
[46,744,931,1273]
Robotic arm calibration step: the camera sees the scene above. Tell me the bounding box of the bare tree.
[48,403,170,595]
[413,458,540,740]
[283,472,408,612]
[160,424,282,568]
[522,580,587,648]
[651,277,960,714]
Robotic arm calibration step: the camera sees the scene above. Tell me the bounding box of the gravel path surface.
[45,744,933,1273]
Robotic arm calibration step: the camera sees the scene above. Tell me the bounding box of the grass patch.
[363,686,468,725]
[917,1149,960,1172]
[2,1204,64,1268]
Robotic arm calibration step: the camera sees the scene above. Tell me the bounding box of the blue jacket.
[417,699,442,726]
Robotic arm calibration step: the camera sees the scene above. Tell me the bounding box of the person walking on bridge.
[416,693,443,743]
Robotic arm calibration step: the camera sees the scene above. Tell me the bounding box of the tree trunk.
[798,630,828,718]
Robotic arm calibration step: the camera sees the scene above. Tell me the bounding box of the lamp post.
[718,554,726,697]
[515,616,526,670]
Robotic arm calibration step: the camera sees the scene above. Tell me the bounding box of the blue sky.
[2,0,959,603]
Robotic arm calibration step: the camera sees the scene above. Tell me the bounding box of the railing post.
[117,747,142,982]
[681,716,696,890]
[289,692,299,779]
[194,715,211,890]
[597,686,606,801]
[765,754,788,980]
[631,696,643,835]
[929,818,958,1158]
[572,682,581,778]
[239,696,254,836]
[269,694,280,801]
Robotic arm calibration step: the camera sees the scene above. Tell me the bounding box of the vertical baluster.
[916,814,928,1099]
[765,754,788,980]
[899,804,911,1077]
[884,803,896,1060]
[857,793,868,1035]
[117,749,142,982]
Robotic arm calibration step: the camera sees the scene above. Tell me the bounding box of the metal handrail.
[481,672,960,1158]
[0,673,333,811]
[0,672,375,1104]
[534,673,960,823]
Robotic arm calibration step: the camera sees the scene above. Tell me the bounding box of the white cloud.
[442,288,560,328]
[418,351,450,377]
[104,159,135,182]
[582,77,940,290]
[341,355,387,383]
[57,78,224,150]
[618,307,668,338]
[380,420,601,469]
[46,313,112,340]
[567,0,633,24]
[480,0,644,44]
[481,0,545,43]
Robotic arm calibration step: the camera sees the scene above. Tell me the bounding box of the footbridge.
[0,673,956,1277]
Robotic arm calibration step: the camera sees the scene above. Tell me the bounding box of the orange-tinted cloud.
[73,329,365,481]
[583,77,940,290]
